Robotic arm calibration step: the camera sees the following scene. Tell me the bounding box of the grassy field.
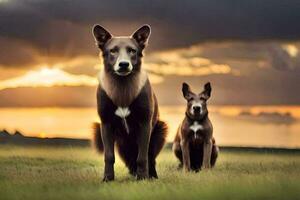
[0,145,299,200]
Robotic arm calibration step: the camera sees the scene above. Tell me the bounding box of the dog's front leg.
[136,124,151,180]
[203,139,213,169]
[180,139,191,172]
[101,124,115,182]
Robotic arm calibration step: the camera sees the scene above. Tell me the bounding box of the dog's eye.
[127,48,136,54]
[110,48,118,54]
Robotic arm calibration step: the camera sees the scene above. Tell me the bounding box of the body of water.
[1,106,300,148]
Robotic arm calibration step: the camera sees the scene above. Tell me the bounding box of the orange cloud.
[0,67,98,90]
[144,46,234,76]
[0,43,244,90]
[282,44,298,58]
[0,65,163,90]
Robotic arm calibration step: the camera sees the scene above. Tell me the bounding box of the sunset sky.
[1,0,300,106]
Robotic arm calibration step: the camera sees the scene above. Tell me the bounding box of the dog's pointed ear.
[182,82,192,100]
[92,25,112,50]
[203,82,212,99]
[131,24,151,49]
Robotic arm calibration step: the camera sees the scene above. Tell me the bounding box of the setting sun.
[38,132,46,138]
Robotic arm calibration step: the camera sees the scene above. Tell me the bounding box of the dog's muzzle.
[193,106,201,113]
[191,104,202,115]
[115,61,132,76]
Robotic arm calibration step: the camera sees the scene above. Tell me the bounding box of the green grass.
[0,145,299,200]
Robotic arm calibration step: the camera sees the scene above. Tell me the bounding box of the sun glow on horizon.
[38,132,46,138]
[0,67,98,90]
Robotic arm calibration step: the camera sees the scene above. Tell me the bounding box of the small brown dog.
[173,82,218,172]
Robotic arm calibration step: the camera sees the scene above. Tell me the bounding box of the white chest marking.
[189,121,204,133]
[115,107,131,134]
[115,107,130,118]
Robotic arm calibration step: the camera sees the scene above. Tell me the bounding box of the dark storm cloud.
[3,0,300,40]
[1,0,300,68]
[0,37,38,67]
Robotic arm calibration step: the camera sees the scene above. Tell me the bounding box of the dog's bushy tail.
[149,120,168,159]
[211,137,219,167]
[92,122,104,153]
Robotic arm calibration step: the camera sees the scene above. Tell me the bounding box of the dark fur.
[94,81,167,180]
[174,133,218,171]
[93,120,167,177]
[173,82,219,172]
[92,25,167,181]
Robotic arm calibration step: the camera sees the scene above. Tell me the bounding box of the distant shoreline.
[1,132,300,153]
[1,104,300,108]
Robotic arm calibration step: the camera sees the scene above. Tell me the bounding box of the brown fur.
[173,82,219,172]
[92,24,167,181]
[99,69,147,107]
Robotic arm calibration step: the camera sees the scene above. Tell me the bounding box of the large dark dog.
[173,82,218,172]
[92,24,167,181]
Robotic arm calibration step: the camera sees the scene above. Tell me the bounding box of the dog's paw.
[202,165,211,170]
[102,175,114,182]
[136,173,149,180]
[177,163,183,170]
[149,173,158,179]
[184,166,191,172]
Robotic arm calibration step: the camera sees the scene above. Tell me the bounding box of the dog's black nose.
[193,106,201,113]
[119,62,129,69]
